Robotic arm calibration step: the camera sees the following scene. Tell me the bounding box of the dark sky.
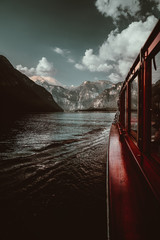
[0,0,159,86]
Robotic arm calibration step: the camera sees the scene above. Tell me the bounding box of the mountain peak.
[30,75,63,87]
[0,55,14,69]
[0,56,63,113]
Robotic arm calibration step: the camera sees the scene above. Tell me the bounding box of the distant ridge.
[0,55,63,113]
[88,82,122,111]
[35,79,117,111]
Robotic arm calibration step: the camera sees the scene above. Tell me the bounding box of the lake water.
[0,112,115,240]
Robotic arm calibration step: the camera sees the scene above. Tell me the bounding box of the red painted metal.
[108,124,160,240]
[148,32,160,55]
[120,20,160,95]
[108,19,160,240]
[142,58,151,154]
[138,66,143,150]
[119,20,160,157]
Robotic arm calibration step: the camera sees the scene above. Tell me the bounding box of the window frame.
[129,72,139,142]
[150,49,160,161]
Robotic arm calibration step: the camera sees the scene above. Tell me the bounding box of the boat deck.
[108,124,160,240]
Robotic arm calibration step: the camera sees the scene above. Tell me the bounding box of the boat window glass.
[122,91,125,127]
[151,51,160,157]
[130,76,138,140]
[125,88,127,128]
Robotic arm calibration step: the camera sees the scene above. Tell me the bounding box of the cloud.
[100,15,157,76]
[78,15,157,79]
[36,57,55,76]
[67,58,75,63]
[16,65,35,76]
[53,47,76,65]
[75,49,113,72]
[155,0,160,11]
[95,0,140,21]
[108,73,123,83]
[16,57,56,77]
[75,63,86,71]
[53,47,70,56]
[95,0,160,22]
[53,47,65,55]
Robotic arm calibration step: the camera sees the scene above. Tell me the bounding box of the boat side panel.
[108,124,160,240]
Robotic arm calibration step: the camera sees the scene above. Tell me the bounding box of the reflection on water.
[0,112,114,240]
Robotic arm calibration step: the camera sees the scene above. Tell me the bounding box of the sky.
[0,0,159,87]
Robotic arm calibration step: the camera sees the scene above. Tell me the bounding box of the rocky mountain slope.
[31,75,62,89]
[88,82,122,111]
[35,79,118,111]
[0,56,63,113]
[51,80,117,111]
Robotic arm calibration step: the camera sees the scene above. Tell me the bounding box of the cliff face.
[88,82,122,111]
[0,56,63,113]
[34,78,122,111]
[35,80,116,111]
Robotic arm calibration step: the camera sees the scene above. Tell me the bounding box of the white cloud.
[16,65,35,76]
[53,47,70,56]
[96,63,113,72]
[108,73,122,83]
[75,49,113,72]
[95,0,160,22]
[75,63,86,71]
[67,58,75,63]
[16,57,55,77]
[36,57,55,76]
[100,16,157,62]
[82,49,101,67]
[78,15,157,79]
[53,47,76,65]
[154,0,160,11]
[53,47,65,55]
[101,15,157,76]
[95,0,140,21]
[118,59,133,76]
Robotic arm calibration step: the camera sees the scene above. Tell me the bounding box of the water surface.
[0,112,114,240]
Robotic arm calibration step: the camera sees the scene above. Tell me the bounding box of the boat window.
[125,88,127,128]
[151,51,160,157]
[130,76,138,140]
[121,91,125,128]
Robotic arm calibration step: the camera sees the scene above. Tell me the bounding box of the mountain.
[0,56,63,113]
[51,80,120,111]
[35,79,116,111]
[87,82,122,111]
[30,76,58,95]
[30,75,62,89]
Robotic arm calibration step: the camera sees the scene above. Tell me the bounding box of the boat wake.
[0,112,114,240]
[0,127,109,240]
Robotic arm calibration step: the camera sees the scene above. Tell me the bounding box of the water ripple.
[0,112,114,240]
